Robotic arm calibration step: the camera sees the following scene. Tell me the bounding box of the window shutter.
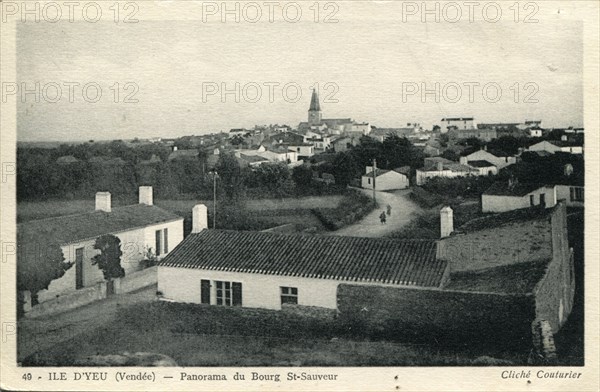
[155,230,162,256]
[232,282,242,306]
[201,280,211,304]
[163,228,169,253]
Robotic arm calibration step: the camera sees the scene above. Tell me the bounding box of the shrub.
[312,190,375,230]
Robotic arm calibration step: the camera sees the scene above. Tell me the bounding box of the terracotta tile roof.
[18,205,182,247]
[159,230,446,287]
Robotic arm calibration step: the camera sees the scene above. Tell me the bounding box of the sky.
[15,2,583,141]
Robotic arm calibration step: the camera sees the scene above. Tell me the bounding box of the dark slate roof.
[468,160,496,168]
[159,230,446,287]
[18,205,182,247]
[483,181,546,197]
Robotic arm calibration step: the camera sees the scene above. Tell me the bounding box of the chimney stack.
[95,192,111,212]
[139,186,153,206]
[440,206,453,238]
[192,204,208,233]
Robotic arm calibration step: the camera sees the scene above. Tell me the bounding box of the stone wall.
[114,266,158,295]
[24,281,107,318]
[337,284,536,350]
[437,218,552,272]
[533,203,575,332]
[281,303,337,320]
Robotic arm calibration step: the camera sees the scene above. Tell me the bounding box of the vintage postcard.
[0,0,598,391]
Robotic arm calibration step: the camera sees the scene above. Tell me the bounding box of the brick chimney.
[139,186,153,206]
[95,192,111,212]
[192,204,208,233]
[440,206,453,238]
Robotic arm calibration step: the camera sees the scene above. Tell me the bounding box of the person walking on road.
[386,204,392,216]
[380,211,387,224]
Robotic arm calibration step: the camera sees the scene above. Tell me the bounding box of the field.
[22,300,524,367]
[17,196,343,229]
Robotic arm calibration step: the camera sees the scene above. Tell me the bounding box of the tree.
[292,164,314,193]
[17,241,72,305]
[92,234,125,281]
[215,152,246,201]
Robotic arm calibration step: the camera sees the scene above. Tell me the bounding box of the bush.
[312,190,375,230]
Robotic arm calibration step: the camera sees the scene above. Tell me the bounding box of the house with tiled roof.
[18,187,183,304]
[526,140,583,155]
[459,148,517,169]
[361,166,409,191]
[157,201,575,350]
[465,160,498,176]
[481,180,557,212]
[158,211,448,309]
[415,157,479,185]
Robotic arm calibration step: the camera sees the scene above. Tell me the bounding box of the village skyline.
[15,14,583,142]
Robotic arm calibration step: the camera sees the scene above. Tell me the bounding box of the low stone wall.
[22,267,158,318]
[281,303,337,320]
[24,281,107,319]
[114,266,157,294]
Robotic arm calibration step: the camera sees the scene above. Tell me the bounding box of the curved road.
[330,189,422,238]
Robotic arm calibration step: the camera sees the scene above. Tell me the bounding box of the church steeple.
[308,89,322,125]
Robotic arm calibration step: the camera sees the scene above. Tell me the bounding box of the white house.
[157,207,447,311]
[441,117,475,131]
[415,157,479,185]
[527,140,583,155]
[528,128,543,137]
[361,166,409,191]
[351,122,372,135]
[257,146,298,163]
[18,187,184,304]
[555,185,584,208]
[288,143,315,158]
[467,160,498,176]
[459,149,517,169]
[481,181,557,213]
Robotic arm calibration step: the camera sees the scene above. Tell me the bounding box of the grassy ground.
[23,301,525,367]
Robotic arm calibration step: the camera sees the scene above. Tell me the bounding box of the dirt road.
[330,189,421,238]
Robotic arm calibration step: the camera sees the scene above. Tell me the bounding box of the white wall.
[158,267,409,310]
[416,169,473,185]
[482,187,557,213]
[556,185,584,207]
[362,171,409,190]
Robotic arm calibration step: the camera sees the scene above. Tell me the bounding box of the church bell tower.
[308,89,322,125]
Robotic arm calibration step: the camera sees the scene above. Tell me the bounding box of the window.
[368,178,371,184]
[281,286,298,305]
[539,193,546,207]
[155,230,162,256]
[570,187,584,202]
[530,195,535,206]
[216,281,242,306]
